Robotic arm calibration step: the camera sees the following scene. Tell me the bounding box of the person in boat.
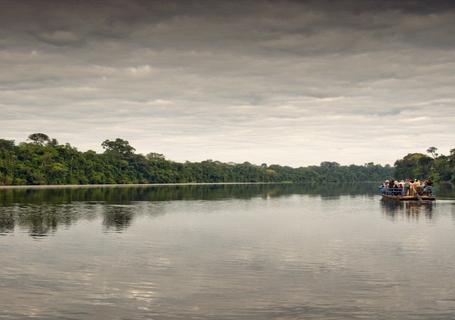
[410,179,423,196]
[379,181,386,193]
[409,179,417,196]
[398,180,405,195]
[415,179,423,195]
[387,179,394,195]
[403,179,411,196]
[379,180,386,194]
[388,179,394,189]
[379,179,390,194]
[393,180,401,195]
[384,179,389,188]
[381,180,391,194]
[423,179,433,196]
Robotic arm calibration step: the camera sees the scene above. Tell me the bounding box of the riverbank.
[0,182,289,190]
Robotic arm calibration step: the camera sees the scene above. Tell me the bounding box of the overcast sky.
[1,0,454,166]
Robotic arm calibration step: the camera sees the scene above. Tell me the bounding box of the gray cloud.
[1,0,454,166]
[35,30,83,46]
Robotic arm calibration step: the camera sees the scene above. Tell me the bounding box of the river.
[1,183,455,319]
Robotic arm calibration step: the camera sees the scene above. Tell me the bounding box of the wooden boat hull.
[382,194,436,201]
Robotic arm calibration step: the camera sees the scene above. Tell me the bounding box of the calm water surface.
[1,183,455,319]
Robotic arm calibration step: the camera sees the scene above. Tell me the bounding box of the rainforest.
[0,133,454,186]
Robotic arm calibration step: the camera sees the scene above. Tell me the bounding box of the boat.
[380,187,436,201]
[382,194,435,201]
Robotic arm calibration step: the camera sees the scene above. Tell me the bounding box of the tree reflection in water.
[0,183,450,236]
[0,211,14,234]
[0,183,379,205]
[102,205,135,232]
[0,204,98,237]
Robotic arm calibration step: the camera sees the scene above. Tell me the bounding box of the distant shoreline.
[0,182,289,190]
[0,181,390,190]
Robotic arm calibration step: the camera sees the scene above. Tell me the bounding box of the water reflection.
[2,183,455,319]
[381,200,434,221]
[0,204,96,237]
[0,211,14,234]
[102,205,135,232]
[0,183,377,236]
[0,183,379,206]
[1,183,454,236]
[0,203,144,236]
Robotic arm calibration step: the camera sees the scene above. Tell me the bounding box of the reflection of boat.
[380,188,435,201]
[381,199,434,220]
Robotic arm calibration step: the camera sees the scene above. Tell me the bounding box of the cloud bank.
[1,0,454,166]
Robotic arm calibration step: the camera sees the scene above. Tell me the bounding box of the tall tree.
[101,138,136,156]
[28,133,50,145]
[426,146,439,158]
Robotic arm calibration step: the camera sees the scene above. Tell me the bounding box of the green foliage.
[394,153,432,180]
[0,133,395,185]
[101,138,136,156]
[394,147,455,183]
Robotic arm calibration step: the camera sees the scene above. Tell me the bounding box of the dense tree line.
[394,147,455,183]
[0,133,393,185]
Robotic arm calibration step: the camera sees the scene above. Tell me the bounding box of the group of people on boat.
[379,178,433,197]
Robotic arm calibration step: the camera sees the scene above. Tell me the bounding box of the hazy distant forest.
[0,133,453,185]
